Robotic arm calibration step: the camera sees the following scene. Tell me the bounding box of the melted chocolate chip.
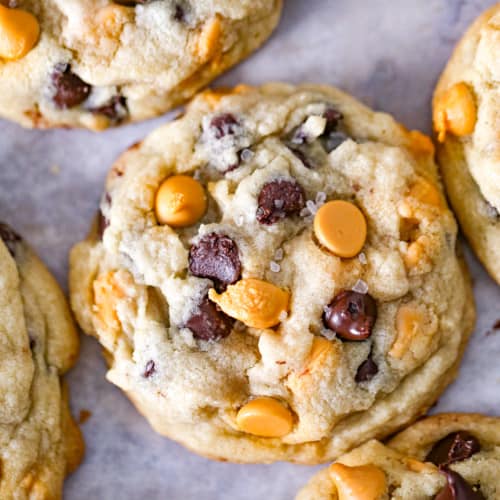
[323,290,377,341]
[97,210,109,240]
[51,64,91,109]
[426,431,481,467]
[143,360,156,378]
[189,234,241,288]
[435,469,485,500]
[210,113,239,139]
[185,296,234,341]
[320,108,348,152]
[355,353,378,382]
[0,222,22,257]
[256,179,306,225]
[90,96,129,123]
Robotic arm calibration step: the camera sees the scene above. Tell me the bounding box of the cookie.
[296,413,500,499]
[0,222,83,497]
[0,1,282,130]
[433,3,500,284]
[69,83,475,463]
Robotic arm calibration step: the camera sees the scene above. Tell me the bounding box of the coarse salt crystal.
[358,252,367,265]
[279,310,288,322]
[274,248,284,261]
[240,148,254,162]
[306,200,317,214]
[315,191,327,204]
[270,261,281,273]
[352,279,369,294]
[274,199,284,209]
[300,207,311,217]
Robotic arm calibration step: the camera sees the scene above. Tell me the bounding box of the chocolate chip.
[173,3,186,21]
[90,96,129,123]
[355,353,378,382]
[210,113,239,139]
[426,431,480,467]
[322,108,343,134]
[143,360,156,378]
[320,108,348,152]
[189,234,241,288]
[435,469,485,500]
[323,290,377,341]
[0,222,22,257]
[51,64,91,109]
[256,179,306,225]
[185,296,234,341]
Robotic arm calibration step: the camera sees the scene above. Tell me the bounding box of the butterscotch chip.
[70,83,473,464]
[155,175,207,227]
[0,222,82,498]
[329,463,386,500]
[314,200,367,258]
[0,4,39,60]
[236,397,293,437]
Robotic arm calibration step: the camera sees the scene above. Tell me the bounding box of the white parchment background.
[0,1,499,498]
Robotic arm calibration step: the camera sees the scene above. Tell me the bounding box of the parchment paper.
[0,1,499,499]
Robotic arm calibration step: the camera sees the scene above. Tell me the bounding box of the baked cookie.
[0,222,83,498]
[433,3,500,284]
[296,413,500,499]
[0,0,282,130]
[70,83,475,463]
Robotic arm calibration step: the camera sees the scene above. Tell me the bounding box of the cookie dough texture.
[0,224,83,498]
[70,83,475,463]
[433,3,500,284]
[0,0,282,130]
[297,413,500,499]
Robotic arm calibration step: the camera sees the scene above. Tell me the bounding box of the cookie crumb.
[78,409,92,424]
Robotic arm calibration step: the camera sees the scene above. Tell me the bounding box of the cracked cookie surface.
[0,0,281,129]
[70,83,474,463]
[433,3,500,284]
[297,413,500,499]
[0,222,82,499]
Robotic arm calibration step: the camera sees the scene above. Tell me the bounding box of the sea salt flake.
[315,191,327,204]
[352,279,368,294]
[274,199,284,209]
[306,200,317,214]
[274,248,284,261]
[278,310,288,322]
[270,261,281,273]
[240,148,254,162]
[358,252,367,265]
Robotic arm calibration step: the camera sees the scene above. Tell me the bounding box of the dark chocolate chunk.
[143,360,156,378]
[256,179,306,225]
[355,353,378,382]
[435,469,485,500]
[185,296,234,341]
[189,234,241,288]
[210,113,239,139]
[51,63,91,109]
[0,222,22,257]
[426,431,480,467]
[323,290,377,341]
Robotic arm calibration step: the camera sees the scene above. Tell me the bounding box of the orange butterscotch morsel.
[155,175,207,227]
[390,304,425,359]
[208,278,289,329]
[433,82,476,143]
[196,15,222,61]
[329,463,387,500]
[236,397,293,437]
[93,271,125,333]
[0,4,40,60]
[314,200,367,258]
